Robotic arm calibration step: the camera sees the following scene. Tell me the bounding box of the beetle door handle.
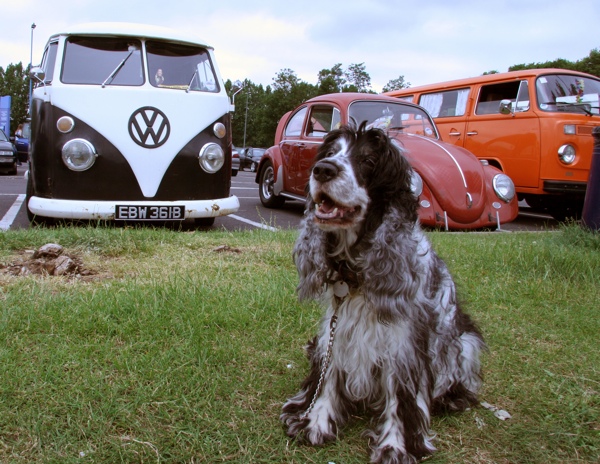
[467,131,478,136]
[448,131,461,136]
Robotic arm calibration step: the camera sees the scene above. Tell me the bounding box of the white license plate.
[115,205,185,221]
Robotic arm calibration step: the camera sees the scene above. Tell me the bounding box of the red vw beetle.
[255,93,518,230]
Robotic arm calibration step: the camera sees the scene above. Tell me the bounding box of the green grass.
[0,224,598,463]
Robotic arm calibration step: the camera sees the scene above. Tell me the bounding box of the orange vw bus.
[386,69,600,219]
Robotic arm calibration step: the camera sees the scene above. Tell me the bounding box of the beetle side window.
[419,89,469,117]
[476,81,530,114]
[146,41,219,92]
[306,106,341,137]
[62,37,144,86]
[284,107,308,137]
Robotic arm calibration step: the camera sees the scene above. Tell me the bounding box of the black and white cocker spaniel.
[281,124,485,464]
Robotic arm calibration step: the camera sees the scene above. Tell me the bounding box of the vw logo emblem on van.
[128,107,170,148]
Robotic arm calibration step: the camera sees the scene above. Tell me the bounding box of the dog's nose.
[313,160,339,182]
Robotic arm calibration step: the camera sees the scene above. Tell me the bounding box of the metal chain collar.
[300,293,344,420]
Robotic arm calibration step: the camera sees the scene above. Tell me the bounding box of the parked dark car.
[231,145,240,176]
[244,147,266,172]
[0,128,18,175]
[255,93,519,230]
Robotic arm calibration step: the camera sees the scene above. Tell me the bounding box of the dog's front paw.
[280,411,337,446]
[369,445,418,464]
[280,411,309,440]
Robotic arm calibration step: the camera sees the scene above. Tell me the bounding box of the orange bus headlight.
[558,144,576,165]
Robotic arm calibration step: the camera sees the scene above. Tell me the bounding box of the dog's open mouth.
[314,193,360,224]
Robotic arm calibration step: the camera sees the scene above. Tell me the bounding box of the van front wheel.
[524,194,582,221]
[195,217,215,227]
[26,175,55,226]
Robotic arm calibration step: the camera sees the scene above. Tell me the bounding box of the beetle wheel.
[259,161,285,208]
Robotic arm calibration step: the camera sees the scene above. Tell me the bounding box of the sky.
[1,0,598,92]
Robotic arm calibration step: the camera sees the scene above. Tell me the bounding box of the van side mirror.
[30,67,46,83]
[499,99,513,115]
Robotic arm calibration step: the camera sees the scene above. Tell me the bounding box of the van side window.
[306,106,341,137]
[418,89,469,118]
[62,37,144,86]
[476,80,530,114]
[39,41,58,85]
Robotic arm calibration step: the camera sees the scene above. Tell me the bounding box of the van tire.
[525,194,582,221]
[195,217,215,227]
[25,175,55,227]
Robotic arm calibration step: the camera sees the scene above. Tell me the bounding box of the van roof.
[49,22,213,50]
[385,68,600,95]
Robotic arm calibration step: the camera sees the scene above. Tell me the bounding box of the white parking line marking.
[0,194,26,231]
[228,214,278,232]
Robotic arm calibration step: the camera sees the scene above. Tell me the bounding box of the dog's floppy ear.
[353,128,421,322]
[357,128,418,237]
[369,129,415,202]
[359,216,424,324]
[293,214,329,301]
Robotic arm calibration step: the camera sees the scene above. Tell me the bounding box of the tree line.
[1,48,599,147]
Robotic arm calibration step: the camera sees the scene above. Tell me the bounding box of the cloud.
[1,0,598,93]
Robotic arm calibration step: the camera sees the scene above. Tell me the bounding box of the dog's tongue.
[319,197,336,214]
[315,197,353,220]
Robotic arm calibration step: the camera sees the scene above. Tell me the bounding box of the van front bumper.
[543,180,587,195]
[27,195,240,220]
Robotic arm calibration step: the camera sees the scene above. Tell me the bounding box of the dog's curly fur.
[281,124,486,464]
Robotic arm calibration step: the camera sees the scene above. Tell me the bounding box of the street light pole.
[243,91,249,150]
[29,23,36,111]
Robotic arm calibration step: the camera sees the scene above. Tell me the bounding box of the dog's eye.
[361,158,376,168]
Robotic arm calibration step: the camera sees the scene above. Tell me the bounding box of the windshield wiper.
[102,44,139,88]
[556,101,594,116]
[186,70,198,93]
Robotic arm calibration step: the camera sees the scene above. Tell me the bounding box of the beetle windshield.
[348,101,438,139]
[62,37,144,86]
[536,74,600,115]
[146,41,219,92]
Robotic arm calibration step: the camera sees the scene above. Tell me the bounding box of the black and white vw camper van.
[27,22,239,226]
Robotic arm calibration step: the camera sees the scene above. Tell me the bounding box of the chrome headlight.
[199,143,224,173]
[62,139,97,171]
[410,170,423,198]
[493,173,515,202]
[558,144,576,164]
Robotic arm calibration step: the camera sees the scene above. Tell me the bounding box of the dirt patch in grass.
[0,243,99,281]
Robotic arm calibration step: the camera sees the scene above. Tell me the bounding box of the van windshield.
[62,37,144,86]
[349,101,438,139]
[146,41,219,92]
[536,74,600,115]
[60,36,219,93]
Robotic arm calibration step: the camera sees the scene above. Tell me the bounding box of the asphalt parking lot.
[1,167,559,232]
[0,168,306,232]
